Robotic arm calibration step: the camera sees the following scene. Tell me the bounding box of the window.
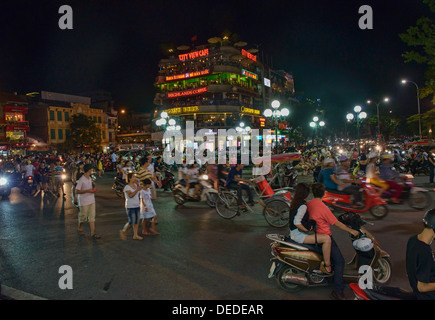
[65,129,70,138]
[98,116,101,123]
[58,129,63,140]
[93,116,97,122]
[50,129,56,140]
[64,112,69,122]
[49,110,55,121]
[57,111,62,121]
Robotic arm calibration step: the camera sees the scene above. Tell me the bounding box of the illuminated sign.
[241,69,258,80]
[241,106,260,115]
[165,106,199,114]
[241,49,257,62]
[165,69,210,82]
[260,117,266,127]
[264,78,271,87]
[167,87,208,98]
[178,49,210,61]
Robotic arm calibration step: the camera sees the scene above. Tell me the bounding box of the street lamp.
[347,106,367,154]
[401,79,422,140]
[264,100,290,153]
[309,117,325,144]
[367,97,389,141]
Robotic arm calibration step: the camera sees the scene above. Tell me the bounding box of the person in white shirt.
[111,152,117,170]
[76,164,100,239]
[23,160,35,178]
[120,172,143,240]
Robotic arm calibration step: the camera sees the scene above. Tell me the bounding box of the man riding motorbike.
[406,209,435,300]
[335,155,363,207]
[225,163,255,209]
[378,153,404,204]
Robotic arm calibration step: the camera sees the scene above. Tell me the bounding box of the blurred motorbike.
[172,174,218,208]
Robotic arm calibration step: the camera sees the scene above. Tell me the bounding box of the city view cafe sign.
[163,106,261,116]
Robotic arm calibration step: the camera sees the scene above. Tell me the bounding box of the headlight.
[201,174,209,180]
[61,174,67,180]
[0,178,7,186]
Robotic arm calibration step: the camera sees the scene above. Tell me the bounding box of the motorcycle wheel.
[373,257,392,285]
[276,265,306,293]
[173,190,186,205]
[370,205,389,219]
[409,191,432,210]
[206,193,218,208]
[215,192,238,219]
[263,199,289,228]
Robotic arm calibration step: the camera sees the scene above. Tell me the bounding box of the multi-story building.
[0,92,30,155]
[27,91,109,150]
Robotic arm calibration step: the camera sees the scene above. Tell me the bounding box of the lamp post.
[367,97,389,141]
[264,100,290,153]
[346,106,367,154]
[309,116,325,144]
[401,79,422,140]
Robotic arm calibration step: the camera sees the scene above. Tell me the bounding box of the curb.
[0,285,47,300]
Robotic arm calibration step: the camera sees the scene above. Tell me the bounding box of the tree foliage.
[66,114,102,151]
[399,0,435,101]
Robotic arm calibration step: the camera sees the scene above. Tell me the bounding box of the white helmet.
[352,237,374,252]
[368,151,378,159]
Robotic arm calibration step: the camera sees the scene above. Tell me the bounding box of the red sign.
[241,49,257,62]
[4,106,27,114]
[0,145,7,150]
[6,125,30,132]
[167,87,208,99]
[165,69,210,82]
[178,49,210,61]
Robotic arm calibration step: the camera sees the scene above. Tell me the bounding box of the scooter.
[160,170,175,191]
[322,178,389,219]
[112,176,127,198]
[267,211,392,293]
[349,283,416,300]
[172,174,218,208]
[382,174,431,210]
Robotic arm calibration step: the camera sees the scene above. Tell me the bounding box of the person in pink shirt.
[307,183,360,300]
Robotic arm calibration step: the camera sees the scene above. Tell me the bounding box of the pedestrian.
[140,178,159,235]
[120,172,143,240]
[76,164,101,239]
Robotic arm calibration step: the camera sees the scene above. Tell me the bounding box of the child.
[140,178,159,235]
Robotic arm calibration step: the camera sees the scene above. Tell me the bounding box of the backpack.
[289,201,317,232]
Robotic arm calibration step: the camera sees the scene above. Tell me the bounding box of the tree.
[66,114,102,152]
[407,107,435,136]
[399,0,435,102]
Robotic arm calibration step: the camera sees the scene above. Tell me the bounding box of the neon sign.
[165,106,199,114]
[241,106,260,115]
[165,69,210,82]
[241,49,257,62]
[167,87,208,98]
[241,69,258,80]
[178,49,210,61]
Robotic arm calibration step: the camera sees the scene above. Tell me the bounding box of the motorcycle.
[267,211,392,293]
[349,283,416,300]
[160,170,175,191]
[0,173,11,200]
[172,174,218,208]
[21,175,37,196]
[382,174,431,210]
[322,178,389,219]
[282,165,298,188]
[112,176,127,198]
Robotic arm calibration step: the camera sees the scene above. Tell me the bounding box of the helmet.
[368,151,378,159]
[380,152,392,160]
[423,209,435,231]
[352,237,374,252]
[338,155,348,162]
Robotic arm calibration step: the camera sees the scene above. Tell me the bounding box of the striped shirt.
[136,167,153,185]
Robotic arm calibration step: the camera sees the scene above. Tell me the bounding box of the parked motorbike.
[282,165,298,188]
[172,174,218,208]
[322,178,389,219]
[160,170,175,191]
[267,211,392,293]
[112,176,127,198]
[382,174,431,210]
[349,283,416,300]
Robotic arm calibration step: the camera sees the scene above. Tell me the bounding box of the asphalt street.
[0,171,434,300]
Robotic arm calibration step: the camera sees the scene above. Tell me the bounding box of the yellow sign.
[241,106,260,115]
[165,106,199,114]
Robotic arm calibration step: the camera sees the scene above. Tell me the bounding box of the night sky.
[0,0,431,127]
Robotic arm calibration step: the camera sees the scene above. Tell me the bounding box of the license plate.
[268,262,276,279]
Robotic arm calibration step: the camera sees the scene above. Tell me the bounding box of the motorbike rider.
[307,183,360,300]
[406,209,435,300]
[225,163,255,209]
[378,153,404,204]
[186,163,201,200]
[288,183,333,274]
[412,148,426,175]
[366,152,389,197]
[335,155,363,207]
[428,147,435,185]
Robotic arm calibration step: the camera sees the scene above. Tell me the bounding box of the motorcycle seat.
[284,236,323,253]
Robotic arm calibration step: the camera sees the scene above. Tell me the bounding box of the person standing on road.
[406,209,435,300]
[140,178,159,235]
[120,172,143,240]
[307,183,360,300]
[76,164,101,240]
